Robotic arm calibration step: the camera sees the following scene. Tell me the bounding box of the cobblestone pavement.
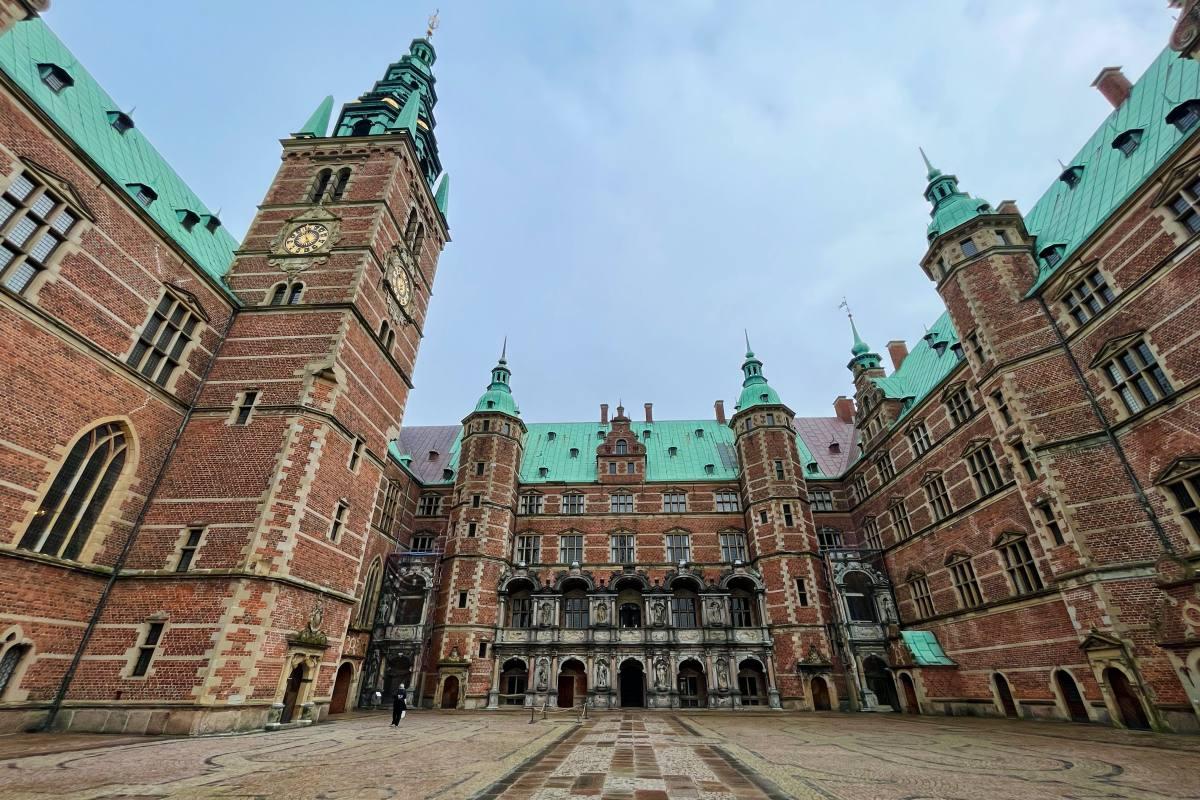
[1,710,1198,800]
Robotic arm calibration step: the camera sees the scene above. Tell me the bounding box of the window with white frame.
[417,494,442,516]
[662,492,686,513]
[610,532,635,563]
[518,493,544,515]
[0,171,78,294]
[810,488,833,512]
[720,531,747,562]
[610,493,634,514]
[665,533,691,563]
[560,533,583,564]
[516,534,541,564]
[562,494,585,514]
[715,491,740,512]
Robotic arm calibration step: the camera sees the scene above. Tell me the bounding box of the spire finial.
[841,297,871,356]
[426,9,440,38]
[743,328,753,357]
[919,146,942,180]
[500,336,507,363]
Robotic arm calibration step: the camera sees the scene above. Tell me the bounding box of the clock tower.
[110,29,453,732]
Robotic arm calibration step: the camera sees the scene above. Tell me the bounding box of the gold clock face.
[283,223,330,255]
[389,260,413,308]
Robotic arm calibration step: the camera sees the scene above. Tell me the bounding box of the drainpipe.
[41,307,239,731]
[1035,297,1174,554]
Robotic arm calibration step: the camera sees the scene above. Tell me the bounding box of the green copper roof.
[296,95,334,138]
[901,630,955,666]
[473,349,520,416]
[872,311,960,422]
[1025,48,1200,293]
[923,152,994,241]
[387,89,421,136]
[434,172,449,214]
[735,344,783,411]
[850,318,870,356]
[0,18,239,286]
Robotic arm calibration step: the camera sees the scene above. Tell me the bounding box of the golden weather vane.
[427,9,440,39]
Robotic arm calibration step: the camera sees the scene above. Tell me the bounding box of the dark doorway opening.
[899,672,919,714]
[281,665,305,723]
[558,658,586,708]
[677,659,707,708]
[862,657,898,711]
[1104,667,1150,730]
[993,673,1019,718]
[441,675,460,709]
[811,676,831,710]
[619,659,645,708]
[330,662,354,714]
[1055,670,1089,722]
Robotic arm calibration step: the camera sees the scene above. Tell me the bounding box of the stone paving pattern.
[0,711,1198,799]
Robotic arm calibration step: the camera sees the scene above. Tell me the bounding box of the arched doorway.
[1055,670,1089,722]
[441,675,460,709]
[737,658,768,706]
[677,658,707,708]
[1104,667,1150,730]
[383,655,413,700]
[500,658,529,706]
[619,659,645,708]
[281,664,305,723]
[330,662,354,715]
[899,673,919,714]
[811,676,832,710]
[993,673,1019,718]
[862,656,898,711]
[558,658,586,708]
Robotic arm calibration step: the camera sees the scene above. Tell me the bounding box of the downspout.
[41,305,239,731]
[1034,297,1175,555]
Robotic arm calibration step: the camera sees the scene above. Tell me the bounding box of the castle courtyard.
[0,711,1196,800]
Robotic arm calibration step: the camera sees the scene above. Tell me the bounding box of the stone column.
[765,653,783,710]
[486,650,501,709]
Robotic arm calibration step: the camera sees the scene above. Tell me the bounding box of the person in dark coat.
[391,684,408,726]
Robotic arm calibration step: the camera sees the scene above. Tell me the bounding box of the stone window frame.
[559,532,584,564]
[907,572,935,619]
[964,440,1004,498]
[714,490,740,513]
[609,531,636,564]
[810,488,834,512]
[662,491,687,514]
[230,388,261,427]
[1059,263,1116,328]
[354,556,384,629]
[0,165,86,298]
[922,471,953,523]
[410,531,436,552]
[125,286,206,392]
[561,493,586,515]
[127,617,168,679]
[907,421,932,458]
[862,516,882,550]
[876,450,896,484]
[1090,331,1176,419]
[816,526,843,551]
[719,530,747,562]
[945,552,984,609]
[518,492,544,515]
[0,629,34,701]
[173,525,205,573]
[889,497,913,541]
[1166,170,1200,235]
[943,382,975,427]
[852,474,869,505]
[515,533,541,565]
[1154,456,1200,549]
[665,530,692,563]
[416,493,442,517]
[994,531,1044,596]
[609,492,635,514]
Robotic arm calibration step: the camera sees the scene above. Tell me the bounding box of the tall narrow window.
[131,622,164,677]
[610,533,635,563]
[1102,339,1173,415]
[356,558,382,628]
[0,645,30,697]
[665,533,691,563]
[773,460,785,480]
[0,171,79,294]
[863,516,882,550]
[330,168,351,202]
[615,439,628,454]
[1000,537,1044,595]
[560,533,583,564]
[269,283,287,305]
[853,475,869,505]
[967,445,1004,497]
[378,479,401,536]
[412,224,425,259]
[509,596,533,628]
[564,594,589,628]
[949,558,984,608]
[233,390,259,426]
[729,594,754,627]
[329,501,348,542]
[670,595,698,628]
[1014,441,1038,481]
[909,576,934,618]
[309,169,332,202]
[1165,470,1200,543]
[907,422,932,457]
[783,504,795,527]
[889,500,913,541]
[404,208,419,245]
[795,578,809,606]
[720,531,747,562]
[287,282,304,305]
[946,387,974,425]
[126,292,200,387]
[516,534,541,564]
[877,452,895,483]
[19,423,128,561]
[1038,503,1065,546]
[924,475,953,522]
[348,437,363,471]
[175,527,203,572]
[991,390,1013,426]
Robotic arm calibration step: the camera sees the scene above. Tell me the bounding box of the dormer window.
[759,393,769,403]
[1039,244,1065,269]
[615,439,628,454]
[538,467,549,478]
[597,430,605,439]
[1058,165,1084,190]
[1112,129,1143,158]
[176,209,200,231]
[829,441,840,453]
[427,450,438,461]
[441,468,453,480]
[704,464,715,475]
[642,429,651,439]
[38,63,73,94]
[547,431,556,441]
[108,111,134,134]
[932,340,948,356]
[486,400,495,409]
[807,461,819,474]
[1168,100,1200,134]
[201,214,221,233]
[127,183,157,207]
[668,446,678,457]
[694,429,703,438]
[569,448,579,458]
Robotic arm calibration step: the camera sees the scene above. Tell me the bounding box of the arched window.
[615,439,628,455]
[330,168,351,202]
[268,283,286,306]
[393,575,426,625]
[404,209,419,245]
[843,571,878,622]
[19,423,129,560]
[309,169,332,203]
[356,558,383,628]
[380,320,396,351]
[351,118,372,137]
[412,223,425,259]
[287,283,304,305]
[0,644,30,697]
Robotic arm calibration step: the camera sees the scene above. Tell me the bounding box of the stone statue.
[535,658,549,691]
[596,658,609,689]
[880,592,897,623]
[654,657,668,690]
[539,601,553,627]
[596,602,609,625]
[707,598,723,624]
[652,600,667,626]
[309,602,324,632]
[716,658,730,690]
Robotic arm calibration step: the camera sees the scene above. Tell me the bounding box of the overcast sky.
[46,2,1173,425]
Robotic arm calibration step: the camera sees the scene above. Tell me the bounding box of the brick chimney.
[886,340,908,372]
[997,200,1020,215]
[833,395,855,424]
[644,403,653,423]
[714,400,726,425]
[600,403,609,424]
[1092,66,1132,108]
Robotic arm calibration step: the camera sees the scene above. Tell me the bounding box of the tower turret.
[921,148,994,242]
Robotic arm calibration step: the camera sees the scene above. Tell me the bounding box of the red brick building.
[0,4,1198,735]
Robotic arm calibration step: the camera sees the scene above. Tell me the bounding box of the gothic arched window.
[268,283,286,306]
[287,283,304,305]
[0,644,30,698]
[351,118,373,137]
[356,558,383,628]
[615,439,628,455]
[331,168,351,202]
[309,169,332,203]
[19,423,129,560]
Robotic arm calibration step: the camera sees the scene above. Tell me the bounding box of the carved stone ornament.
[270,207,342,258]
[596,658,610,689]
[654,656,668,690]
[1171,0,1200,55]
[386,294,406,329]
[716,658,730,690]
[535,658,550,691]
[291,602,328,647]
